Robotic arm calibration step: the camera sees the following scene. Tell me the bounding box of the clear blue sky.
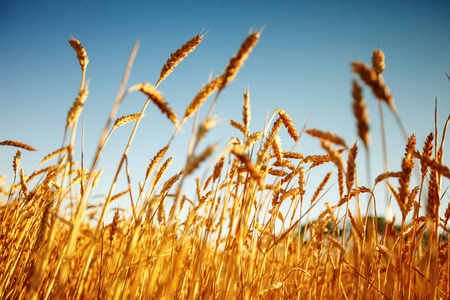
[1,0,449,221]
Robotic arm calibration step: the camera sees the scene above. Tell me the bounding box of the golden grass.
[1,30,450,300]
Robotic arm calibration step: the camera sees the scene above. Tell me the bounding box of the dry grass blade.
[306,129,347,148]
[157,32,205,86]
[220,30,261,90]
[0,140,36,151]
[352,80,371,149]
[69,37,89,72]
[134,83,178,126]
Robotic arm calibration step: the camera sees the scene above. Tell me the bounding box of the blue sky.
[1,0,449,222]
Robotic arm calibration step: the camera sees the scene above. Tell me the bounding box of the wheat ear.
[184,75,223,120]
[220,30,261,90]
[242,87,251,133]
[352,80,370,149]
[0,140,36,151]
[69,37,89,72]
[305,129,347,148]
[132,83,178,126]
[372,49,385,76]
[66,86,89,130]
[157,32,206,86]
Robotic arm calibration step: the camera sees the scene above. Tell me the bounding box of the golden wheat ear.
[242,87,251,134]
[305,129,347,148]
[132,83,178,126]
[69,37,89,72]
[220,30,261,91]
[156,31,207,86]
[0,140,36,151]
[372,49,385,76]
[112,113,145,131]
[352,80,370,150]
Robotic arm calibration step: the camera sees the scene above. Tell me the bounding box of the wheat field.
[1,30,450,299]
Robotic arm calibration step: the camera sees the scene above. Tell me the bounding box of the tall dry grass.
[1,30,450,299]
